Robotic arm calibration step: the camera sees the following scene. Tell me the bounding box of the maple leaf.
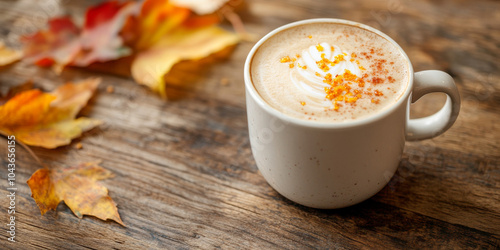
[27,162,125,226]
[72,0,138,66]
[21,17,81,71]
[121,0,192,51]
[131,26,239,97]
[0,41,22,66]
[0,78,101,148]
[21,2,138,69]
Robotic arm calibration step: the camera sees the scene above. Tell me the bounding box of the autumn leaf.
[131,26,239,97]
[0,81,33,105]
[0,41,22,66]
[124,0,239,97]
[17,0,242,96]
[124,0,192,51]
[0,78,101,148]
[27,162,125,226]
[72,0,138,66]
[21,17,81,71]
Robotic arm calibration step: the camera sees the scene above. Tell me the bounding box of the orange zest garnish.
[315,53,347,72]
[316,53,330,72]
[323,69,367,108]
[331,54,345,66]
[280,56,291,63]
[333,101,341,111]
[279,46,390,112]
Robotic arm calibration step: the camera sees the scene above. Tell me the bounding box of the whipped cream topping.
[290,42,361,109]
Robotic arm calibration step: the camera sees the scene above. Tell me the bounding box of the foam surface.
[251,23,409,122]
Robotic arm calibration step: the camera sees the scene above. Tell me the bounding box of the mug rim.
[244,18,414,129]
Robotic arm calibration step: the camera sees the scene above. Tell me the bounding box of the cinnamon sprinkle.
[278,46,396,111]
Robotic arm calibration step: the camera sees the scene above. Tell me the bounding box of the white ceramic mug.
[244,19,460,209]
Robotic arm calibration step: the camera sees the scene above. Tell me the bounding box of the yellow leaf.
[13,118,102,148]
[27,162,125,226]
[0,41,22,66]
[0,78,101,148]
[134,0,191,50]
[131,26,239,97]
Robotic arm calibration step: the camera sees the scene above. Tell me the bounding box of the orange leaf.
[181,13,221,29]
[122,0,232,49]
[0,90,55,128]
[27,162,125,226]
[131,26,239,97]
[0,78,101,148]
[126,0,192,50]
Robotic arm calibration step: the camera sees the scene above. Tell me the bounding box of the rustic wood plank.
[0,0,499,248]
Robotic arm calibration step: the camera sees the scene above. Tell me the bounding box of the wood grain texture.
[0,0,499,249]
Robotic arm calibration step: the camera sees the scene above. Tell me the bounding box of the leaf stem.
[0,130,46,168]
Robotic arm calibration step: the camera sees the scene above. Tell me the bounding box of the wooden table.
[1,0,499,248]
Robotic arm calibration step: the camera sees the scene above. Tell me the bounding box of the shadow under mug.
[244,18,461,209]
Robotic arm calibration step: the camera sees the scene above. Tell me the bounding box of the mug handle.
[406,70,461,141]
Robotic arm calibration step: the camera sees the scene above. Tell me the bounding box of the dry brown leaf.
[27,162,124,226]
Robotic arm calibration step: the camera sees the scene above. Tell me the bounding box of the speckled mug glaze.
[244,19,460,209]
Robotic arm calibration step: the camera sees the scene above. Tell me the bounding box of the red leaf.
[84,1,129,29]
[35,58,55,67]
[73,1,138,66]
[21,17,81,69]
